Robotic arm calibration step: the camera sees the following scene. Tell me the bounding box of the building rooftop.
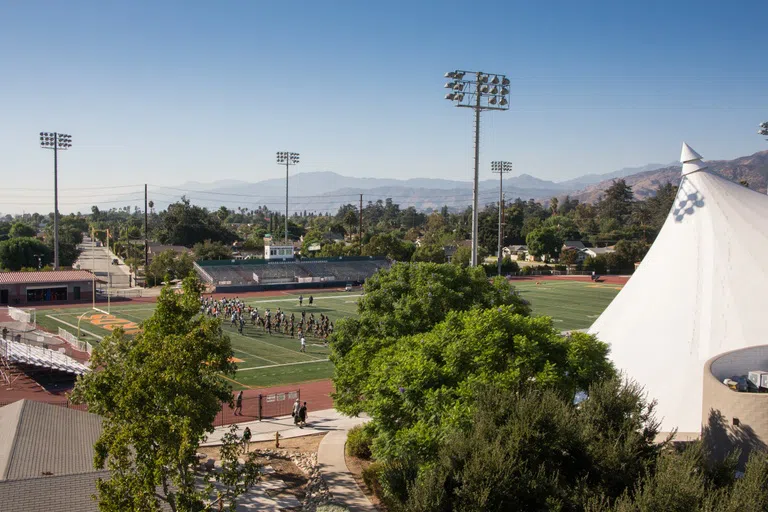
[0,400,102,481]
[0,270,96,285]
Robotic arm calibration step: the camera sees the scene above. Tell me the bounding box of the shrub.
[316,505,349,512]
[520,266,534,275]
[346,424,374,459]
[362,461,385,497]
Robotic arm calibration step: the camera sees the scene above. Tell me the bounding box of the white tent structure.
[588,143,768,434]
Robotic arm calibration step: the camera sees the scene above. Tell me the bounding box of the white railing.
[57,327,94,355]
[0,337,89,374]
[8,306,35,327]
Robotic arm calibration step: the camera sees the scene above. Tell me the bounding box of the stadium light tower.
[491,161,512,275]
[444,70,510,266]
[276,151,300,244]
[39,132,72,270]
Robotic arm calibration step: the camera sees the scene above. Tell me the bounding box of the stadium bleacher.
[197,257,390,290]
[0,337,89,375]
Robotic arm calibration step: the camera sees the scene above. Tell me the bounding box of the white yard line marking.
[45,315,104,340]
[231,348,279,365]
[236,359,330,372]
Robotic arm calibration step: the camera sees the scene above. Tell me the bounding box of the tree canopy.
[158,198,236,247]
[0,237,51,270]
[71,277,258,511]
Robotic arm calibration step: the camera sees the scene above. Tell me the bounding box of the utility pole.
[359,194,363,254]
[491,161,512,276]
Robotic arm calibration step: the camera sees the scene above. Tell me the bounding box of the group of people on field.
[198,295,335,342]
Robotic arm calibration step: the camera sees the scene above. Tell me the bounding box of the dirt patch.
[345,452,387,511]
[199,433,325,459]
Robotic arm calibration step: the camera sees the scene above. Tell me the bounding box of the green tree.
[411,243,446,263]
[159,198,236,247]
[9,222,36,238]
[526,226,564,261]
[403,379,662,512]
[361,310,615,461]
[599,179,634,224]
[193,240,233,261]
[330,263,531,417]
[148,250,194,285]
[362,232,415,261]
[71,277,254,511]
[0,237,51,270]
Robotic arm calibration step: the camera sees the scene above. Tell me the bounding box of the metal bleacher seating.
[0,337,89,375]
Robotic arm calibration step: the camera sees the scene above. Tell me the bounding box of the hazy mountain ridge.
[166,150,768,212]
[570,150,768,203]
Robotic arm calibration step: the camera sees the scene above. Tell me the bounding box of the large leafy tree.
[193,240,233,261]
[9,222,36,238]
[599,179,634,224]
[361,309,615,461]
[147,249,195,285]
[362,232,415,261]
[71,277,253,512]
[330,262,531,417]
[526,226,564,260]
[159,198,236,247]
[0,237,51,270]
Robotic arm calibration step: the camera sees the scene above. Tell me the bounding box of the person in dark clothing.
[298,402,308,428]
[308,296,314,306]
[234,390,243,416]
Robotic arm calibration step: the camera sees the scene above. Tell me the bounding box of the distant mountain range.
[157,151,768,213]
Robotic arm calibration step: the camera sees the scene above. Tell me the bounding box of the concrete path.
[317,429,377,512]
[201,408,366,446]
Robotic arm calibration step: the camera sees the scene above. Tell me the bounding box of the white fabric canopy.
[589,143,768,433]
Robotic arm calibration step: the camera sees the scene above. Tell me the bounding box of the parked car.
[344,283,353,292]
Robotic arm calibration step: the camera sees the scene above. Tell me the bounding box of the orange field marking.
[88,314,141,335]
[229,357,245,363]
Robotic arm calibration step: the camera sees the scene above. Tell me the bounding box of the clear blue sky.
[1,0,766,213]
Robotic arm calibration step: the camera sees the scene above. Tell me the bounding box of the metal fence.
[0,389,301,426]
[213,390,300,426]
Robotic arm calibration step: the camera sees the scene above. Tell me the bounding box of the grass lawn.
[35,281,621,388]
[512,280,622,331]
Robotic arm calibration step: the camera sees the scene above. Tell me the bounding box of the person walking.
[298,401,308,428]
[234,390,243,416]
[298,294,303,306]
[242,426,252,453]
[308,295,314,306]
[292,399,301,426]
[300,336,306,353]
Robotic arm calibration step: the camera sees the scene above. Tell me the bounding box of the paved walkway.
[202,408,366,446]
[318,429,377,512]
[202,408,376,511]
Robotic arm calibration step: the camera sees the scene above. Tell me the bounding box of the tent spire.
[681,142,707,175]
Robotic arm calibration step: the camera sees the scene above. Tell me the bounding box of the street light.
[491,161,513,276]
[40,132,72,270]
[444,70,510,266]
[276,151,300,244]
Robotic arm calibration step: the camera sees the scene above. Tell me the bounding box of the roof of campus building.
[0,400,102,481]
[0,270,96,285]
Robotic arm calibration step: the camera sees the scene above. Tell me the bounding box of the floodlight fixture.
[276,151,300,243]
[443,69,511,266]
[39,131,73,270]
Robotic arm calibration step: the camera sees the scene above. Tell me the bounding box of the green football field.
[36,281,621,389]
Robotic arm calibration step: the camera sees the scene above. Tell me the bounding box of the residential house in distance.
[503,245,530,261]
[147,242,191,263]
[583,246,615,258]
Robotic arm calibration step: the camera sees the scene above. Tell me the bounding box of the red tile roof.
[0,270,97,285]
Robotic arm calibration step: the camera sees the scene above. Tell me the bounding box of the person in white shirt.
[300,336,306,353]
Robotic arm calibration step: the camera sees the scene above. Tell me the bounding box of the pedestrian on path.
[300,336,306,353]
[298,402,308,428]
[242,426,252,453]
[292,399,301,425]
[234,390,243,416]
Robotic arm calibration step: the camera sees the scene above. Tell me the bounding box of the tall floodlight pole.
[276,152,300,244]
[40,132,72,270]
[444,71,510,266]
[491,161,512,275]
